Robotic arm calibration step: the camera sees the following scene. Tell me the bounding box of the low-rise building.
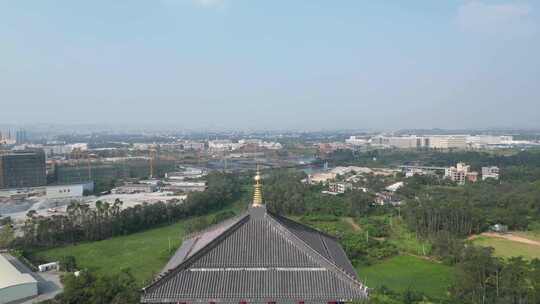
[345,136,368,146]
[304,172,337,184]
[165,167,206,181]
[385,181,404,192]
[46,184,84,199]
[161,181,207,193]
[0,254,38,304]
[374,192,402,206]
[328,182,353,194]
[482,166,500,180]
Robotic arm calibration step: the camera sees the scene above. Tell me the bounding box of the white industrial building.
[370,135,467,150]
[345,136,368,146]
[426,135,467,149]
[0,254,38,304]
[46,184,84,199]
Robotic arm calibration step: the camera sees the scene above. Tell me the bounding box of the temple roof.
[141,205,368,303]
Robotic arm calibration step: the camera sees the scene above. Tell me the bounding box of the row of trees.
[402,177,540,238]
[16,172,240,249]
[450,245,540,304]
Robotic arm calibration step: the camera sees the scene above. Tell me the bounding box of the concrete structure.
[482,166,500,180]
[467,135,513,148]
[345,136,368,146]
[328,182,353,194]
[445,162,478,185]
[165,167,206,181]
[0,150,46,189]
[386,181,404,192]
[374,192,402,206]
[42,143,88,156]
[161,181,207,193]
[15,130,28,145]
[427,135,467,149]
[38,262,59,272]
[0,254,38,304]
[371,135,467,150]
[46,184,84,199]
[0,182,93,200]
[208,140,242,151]
[304,172,337,184]
[371,136,424,149]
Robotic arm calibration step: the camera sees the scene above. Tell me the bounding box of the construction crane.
[149,146,157,179]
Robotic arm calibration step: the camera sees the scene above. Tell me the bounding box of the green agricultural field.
[357,255,454,299]
[473,236,540,260]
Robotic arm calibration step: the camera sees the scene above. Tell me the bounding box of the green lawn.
[32,220,188,285]
[386,217,432,256]
[473,236,540,260]
[32,199,248,286]
[357,255,454,299]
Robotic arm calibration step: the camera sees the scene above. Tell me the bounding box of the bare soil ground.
[469,232,540,247]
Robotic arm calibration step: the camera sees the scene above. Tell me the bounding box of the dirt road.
[471,232,540,247]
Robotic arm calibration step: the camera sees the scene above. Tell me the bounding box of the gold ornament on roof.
[252,166,263,207]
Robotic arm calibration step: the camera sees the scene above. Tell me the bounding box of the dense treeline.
[401,176,540,238]
[327,149,540,182]
[16,172,240,249]
[265,169,374,217]
[451,246,540,304]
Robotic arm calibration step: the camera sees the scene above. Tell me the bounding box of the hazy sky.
[1,0,539,130]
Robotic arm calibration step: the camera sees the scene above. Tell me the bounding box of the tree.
[59,255,77,272]
[0,224,15,248]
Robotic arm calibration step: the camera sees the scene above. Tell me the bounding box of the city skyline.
[1,1,539,130]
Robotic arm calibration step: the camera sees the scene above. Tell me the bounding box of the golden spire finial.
[252,165,263,207]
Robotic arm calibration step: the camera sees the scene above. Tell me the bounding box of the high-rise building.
[15,129,28,144]
[0,150,46,189]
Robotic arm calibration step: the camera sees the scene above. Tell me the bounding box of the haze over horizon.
[1,1,539,130]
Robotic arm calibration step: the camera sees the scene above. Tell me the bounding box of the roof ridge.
[265,214,367,292]
[268,211,340,241]
[183,212,248,240]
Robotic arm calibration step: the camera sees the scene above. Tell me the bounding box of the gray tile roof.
[142,206,368,303]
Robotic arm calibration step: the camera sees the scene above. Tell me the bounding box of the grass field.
[473,236,540,260]
[514,231,540,242]
[32,199,248,285]
[357,255,454,299]
[32,220,188,285]
[386,217,432,256]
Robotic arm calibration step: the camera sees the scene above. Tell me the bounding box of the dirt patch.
[471,232,540,247]
[343,217,361,231]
